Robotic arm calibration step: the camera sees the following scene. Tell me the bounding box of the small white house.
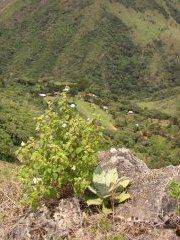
[128,110,134,114]
[39,93,46,97]
[103,106,109,110]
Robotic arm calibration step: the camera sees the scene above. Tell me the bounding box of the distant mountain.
[0,0,180,97]
[0,0,180,167]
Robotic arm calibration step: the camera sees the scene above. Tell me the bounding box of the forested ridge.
[0,0,180,167]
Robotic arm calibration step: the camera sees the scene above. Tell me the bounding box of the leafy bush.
[169,180,180,213]
[85,166,130,213]
[16,88,102,206]
[169,180,180,198]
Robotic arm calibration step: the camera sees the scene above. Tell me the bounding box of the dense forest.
[0,0,180,168]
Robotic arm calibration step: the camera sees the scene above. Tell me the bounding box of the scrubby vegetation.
[0,84,42,161]
[169,179,180,213]
[0,0,180,168]
[105,98,180,168]
[169,180,180,199]
[16,89,102,206]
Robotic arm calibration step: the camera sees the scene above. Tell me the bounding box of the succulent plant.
[84,166,130,213]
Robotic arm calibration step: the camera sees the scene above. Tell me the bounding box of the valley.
[0,0,179,168]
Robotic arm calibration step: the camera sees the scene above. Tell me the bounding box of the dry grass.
[0,161,23,239]
[69,213,154,240]
[68,214,127,240]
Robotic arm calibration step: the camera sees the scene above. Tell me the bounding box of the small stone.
[109,148,117,153]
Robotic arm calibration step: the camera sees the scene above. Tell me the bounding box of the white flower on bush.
[19,158,24,163]
[33,177,42,185]
[64,86,70,92]
[21,141,26,147]
[72,166,76,171]
[70,103,76,108]
[62,123,67,128]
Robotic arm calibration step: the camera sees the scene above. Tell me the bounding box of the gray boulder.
[99,148,180,223]
[116,165,180,222]
[99,148,150,178]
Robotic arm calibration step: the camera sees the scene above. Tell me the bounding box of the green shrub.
[169,180,180,198]
[16,88,102,206]
[169,180,180,213]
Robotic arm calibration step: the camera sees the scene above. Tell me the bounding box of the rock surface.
[7,148,180,239]
[8,198,82,240]
[99,148,180,223]
[99,148,150,178]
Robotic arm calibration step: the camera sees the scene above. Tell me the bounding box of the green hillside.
[137,90,180,117]
[0,0,180,167]
[0,0,180,97]
[75,99,116,131]
[0,85,41,161]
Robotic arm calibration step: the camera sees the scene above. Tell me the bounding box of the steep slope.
[0,0,180,97]
[0,85,41,161]
[137,88,180,117]
[0,0,180,165]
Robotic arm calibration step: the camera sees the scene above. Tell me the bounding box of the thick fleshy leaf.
[86,197,103,206]
[109,178,128,193]
[115,192,130,203]
[102,202,112,214]
[89,183,111,198]
[118,178,130,189]
[88,185,98,196]
[93,166,106,185]
[88,166,130,202]
[91,166,110,197]
[105,168,118,188]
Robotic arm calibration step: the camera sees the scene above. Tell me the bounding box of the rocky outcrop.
[7,148,180,240]
[99,147,150,178]
[99,148,180,223]
[7,198,83,240]
[100,148,180,239]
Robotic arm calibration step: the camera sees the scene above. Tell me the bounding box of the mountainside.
[0,0,180,166]
[0,0,180,96]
